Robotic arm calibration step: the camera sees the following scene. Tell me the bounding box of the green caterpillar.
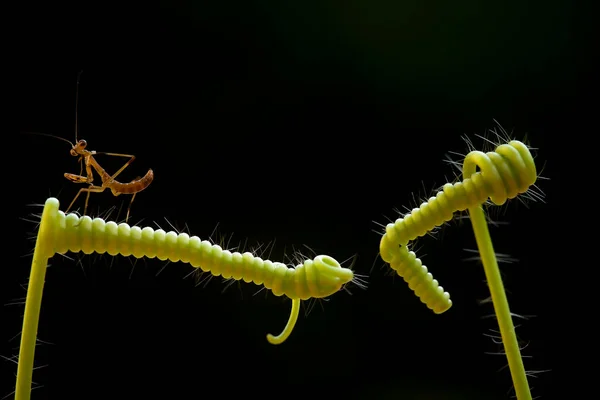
[380,140,536,313]
[42,199,354,342]
[15,198,354,400]
[380,138,538,400]
[57,212,351,300]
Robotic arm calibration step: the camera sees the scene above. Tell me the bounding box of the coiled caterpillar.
[380,140,537,313]
[380,137,539,400]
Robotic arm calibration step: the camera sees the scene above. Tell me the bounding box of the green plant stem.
[468,205,532,400]
[15,199,55,400]
[15,251,49,400]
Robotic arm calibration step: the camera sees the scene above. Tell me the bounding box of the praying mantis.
[35,72,154,222]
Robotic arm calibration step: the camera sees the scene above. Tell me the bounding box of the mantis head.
[70,139,88,156]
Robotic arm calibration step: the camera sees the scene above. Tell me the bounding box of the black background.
[6,1,580,399]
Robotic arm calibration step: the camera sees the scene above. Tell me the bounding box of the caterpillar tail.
[266,299,300,345]
[380,140,537,313]
[380,240,451,313]
[16,198,354,400]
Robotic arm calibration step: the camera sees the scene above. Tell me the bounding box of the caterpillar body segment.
[380,237,451,314]
[37,198,354,345]
[386,141,537,246]
[380,140,537,314]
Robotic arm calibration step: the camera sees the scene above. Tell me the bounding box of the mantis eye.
[79,140,87,148]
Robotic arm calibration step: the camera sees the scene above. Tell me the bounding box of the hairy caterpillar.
[16,199,356,400]
[36,198,355,343]
[380,140,537,313]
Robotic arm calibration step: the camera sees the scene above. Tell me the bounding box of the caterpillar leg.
[266,299,300,345]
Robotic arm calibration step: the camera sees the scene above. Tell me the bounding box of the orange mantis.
[34,72,154,222]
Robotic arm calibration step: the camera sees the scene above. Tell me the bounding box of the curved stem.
[15,249,50,400]
[468,205,532,400]
[266,299,300,345]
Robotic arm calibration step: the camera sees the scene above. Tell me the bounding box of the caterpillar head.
[306,255,354,299]
[267,255,354,345]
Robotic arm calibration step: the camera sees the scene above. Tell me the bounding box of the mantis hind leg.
[123,175,141,223]
[125,192,137,223]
